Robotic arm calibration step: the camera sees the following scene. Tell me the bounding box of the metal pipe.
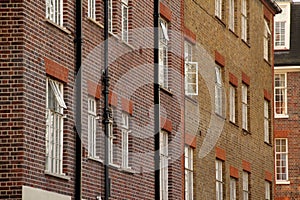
[103,0,110,199]
[75,0,82,200]
[153,0,160,199]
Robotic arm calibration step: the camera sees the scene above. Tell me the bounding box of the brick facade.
[184,0,279,199]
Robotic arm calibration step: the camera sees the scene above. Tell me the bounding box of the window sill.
[109,32,135,50]
[45,171,71,181]
[160,86,173,96]
[229,29,239,38]
[87,17,104,29]
[215,16,226,28]
[45,18,71,35]
[275,114,289,119]
[109,164,135,173]
[215,112,225,120]
[242,129,250,135]
[88,156,103,163]
[185,95,198,104]
[120,167,135,174]
[276,180,290,185]
[264,141,272,147]
[229,120,239,128]
[241,39,250,48]
[109,163,121,169]
[264,58,271,66]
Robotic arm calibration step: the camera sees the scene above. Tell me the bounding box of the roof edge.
[264,0,282,14]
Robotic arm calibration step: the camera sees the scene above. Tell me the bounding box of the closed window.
[264,100,270,143]
[45,78,66,175]
[241,0,249,42]
[108,0,113,32]
[243,171,249,200]
[274,73,287,117]
[185,146,193,200]
[46,0,63,26]
[275,21,286,48]
[229,0,236,31]
[274,3,290,50]
[88,97,98,158]
[160,130,169,200]
[229,84,237,123]
[159,19,169,88]
[215,66,223,116]
[242,83,249,131]
[265,181,271,200]
[264,19,271,61]
[121,112,130,168]
[121,0,129,42]
[215,0,224,20]
[230,177,237,200]
[108,108,115,164]
[88,0,96,20]
[185,42,198,96]
[216,160,223,200]
[275,138,289,183]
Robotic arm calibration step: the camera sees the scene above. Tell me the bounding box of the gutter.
[103,0,110,199]
[75,0,82,200]
[153,0,160,199]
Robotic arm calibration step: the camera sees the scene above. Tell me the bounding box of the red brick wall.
[0,2,25,199]
[274,71,300,199]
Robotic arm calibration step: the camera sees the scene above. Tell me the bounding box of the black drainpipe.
[153,0,160,199]
[103,0,110,199]
[75,0,82,200]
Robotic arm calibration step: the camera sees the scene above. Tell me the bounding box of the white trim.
[185,62,198,96]
[160,21,169,41]
[22,186,71,200]
[274,66,300,72]
[49,79,67,109]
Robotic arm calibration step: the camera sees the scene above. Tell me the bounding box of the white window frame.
[229,0,235,31]
[185,41,198,96]
[108,108,115,165]
[185,62,198,96]
[264,100,270,143]
[159,19,169,89]
[121,0,129,42]
[274,73,288,118]
[45,78,66,175]
[229,84,236,123]
[264,19,271,61]
[241,0,248,42]
[215,66,223,116]
[275,138,289,184]
[242,83,248,131]
[230,177,237,200]
[242,171,249,200]
[108,0,113,33]
[88,0,96,20]
[46,0,63,26]
[275,21,286,48]
[274,3,290,50]
[216,160,223,200]
[160,130,169,200]
[88,97,98,158]
[121,112,130,168]
[185,146,194,200]
[215,0,223,20]
[265,181,271,200]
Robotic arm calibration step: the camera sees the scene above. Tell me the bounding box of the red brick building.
[274,1,300,199]
[0,0,184,199]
